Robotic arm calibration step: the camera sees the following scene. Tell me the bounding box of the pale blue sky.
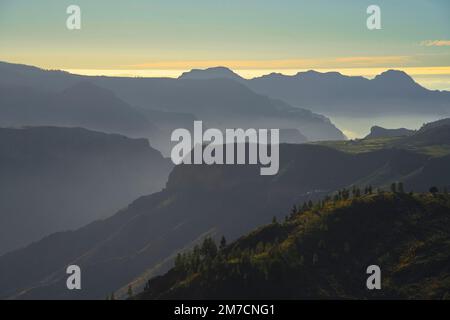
[0,0,449,87]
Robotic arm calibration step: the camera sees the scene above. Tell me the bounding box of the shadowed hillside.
[138,192,450,299]
[0,126,172,255]
[0,140,448,299]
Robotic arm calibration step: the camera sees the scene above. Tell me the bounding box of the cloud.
[421,40,450,47]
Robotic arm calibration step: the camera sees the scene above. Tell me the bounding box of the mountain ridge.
[0,138,448,299]
[0,126,173,255]
[137,192,450,299]
[0,61,347,144]
[364,125,415,139]
[175,66,450,116]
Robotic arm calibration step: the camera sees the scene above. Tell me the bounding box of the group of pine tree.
[134,182,450,299]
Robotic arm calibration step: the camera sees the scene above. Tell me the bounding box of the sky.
[0,0,449,89]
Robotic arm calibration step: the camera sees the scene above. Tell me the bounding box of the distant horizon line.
[61,66,450,92]
[2,60,450,91]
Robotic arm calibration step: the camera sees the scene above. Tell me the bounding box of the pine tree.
[174,253,183,271]
[342,189,350,200]
[127,285,133,299]
[391,183,397,193]
[291,205,297,216]
[352,186,357,197]
[256,242,264,254]
[219,236,227,250]
[429,186,439,194]
[201,237,218,259]
[302,202,308,211]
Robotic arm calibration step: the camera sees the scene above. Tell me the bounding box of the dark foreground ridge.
[138,191,450,299]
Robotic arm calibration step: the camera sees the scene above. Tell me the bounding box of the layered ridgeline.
[0,78,195,156]
[0,126,172,255]
[0,61,343,150]
[2,62,449,143]
[0,82,159,138]
[1,122,450,299]
[180,67,450,117]
[138,191,450,299]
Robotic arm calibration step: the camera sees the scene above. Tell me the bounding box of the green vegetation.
[138,189,450,299]
[314,135,450,157]
[314,137,403,154]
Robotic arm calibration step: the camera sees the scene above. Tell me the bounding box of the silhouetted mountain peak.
[252,70,348,82]
[297,70,321,76]
[179,66,243,81]
[294,70,346,80]
[365,125,415,139]
[374,69,416,84]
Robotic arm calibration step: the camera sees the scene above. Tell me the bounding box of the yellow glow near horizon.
[123,56,413,70]
[62,66,450,91]
[64,66,450,79]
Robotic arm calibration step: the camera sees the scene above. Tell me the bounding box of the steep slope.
[0,61,80,91]
[279,129,308,144]
[0,82,159,138]
[404,154,450,190]
[247,69,450,116]
[0,126,172,255]
[94,77,345,141]
[0,61,346,142]
[180,67,450,117]
[0,143,444,299]
[138,192,450,299]
[419,118,450,131]
[2,61,449,120]
[402,124,450,146]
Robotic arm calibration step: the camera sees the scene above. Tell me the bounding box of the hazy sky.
[0,0,449,88]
